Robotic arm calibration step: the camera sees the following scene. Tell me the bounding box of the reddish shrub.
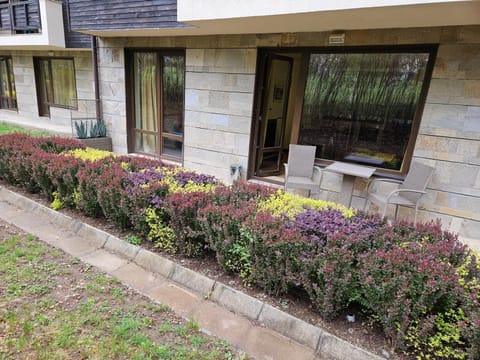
[244,211,308,295]
[46,155,84,207]
[164,191,213,257]
[76,157,116,217]
[35,136,85,153]
[94,162,131,229]
[198,201,257,277]
[357,243,464,349]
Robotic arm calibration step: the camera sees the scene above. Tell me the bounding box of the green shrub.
[404,309,468,359]
[145,207,176,253]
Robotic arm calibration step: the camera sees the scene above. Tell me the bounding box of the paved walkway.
[0,186,383,360]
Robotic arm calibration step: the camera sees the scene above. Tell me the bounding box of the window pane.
[162,55,184,137]
[51,59,77,108]
[37,59,53,116]
[0,57,17,110]
[135,132,158,155]
[162,137,183,159]
[134,52,158,132]
[300,52,430,171]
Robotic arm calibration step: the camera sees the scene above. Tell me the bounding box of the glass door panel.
[133,52,158,155]
[0,59,9,109]
[37,59,53,117]
[162,55,184,137]
[129,50,185,159]
[255,55,293,176]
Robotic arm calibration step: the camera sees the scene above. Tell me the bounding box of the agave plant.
[89,121,99,138]
[74,121,88,139]
[96,120,107,137]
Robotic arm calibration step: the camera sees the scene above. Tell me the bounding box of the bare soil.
[0,181,398,359]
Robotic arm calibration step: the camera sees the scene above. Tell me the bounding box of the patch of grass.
[0,121,55,136]
[125,234,142,245]
[0,231,247,359]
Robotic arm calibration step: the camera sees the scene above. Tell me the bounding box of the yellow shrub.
[258,190,355,219]
[65,148,113,162]
[456,251,480,292]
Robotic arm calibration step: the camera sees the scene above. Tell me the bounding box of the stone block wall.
[0,50,94,135]
[184,48,256,180]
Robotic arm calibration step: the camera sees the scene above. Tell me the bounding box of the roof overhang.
[76,0,480,37]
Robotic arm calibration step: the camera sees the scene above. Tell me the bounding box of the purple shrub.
[125,169,170,236]
[293,209,389,318]
[173,170,218,186]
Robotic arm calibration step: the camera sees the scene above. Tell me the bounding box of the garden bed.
[0,180,394,358]
[0,133,478,360]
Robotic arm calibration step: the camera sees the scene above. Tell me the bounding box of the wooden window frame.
[125,48,185,162]
[34,57,78,117]
[0,56,17,110]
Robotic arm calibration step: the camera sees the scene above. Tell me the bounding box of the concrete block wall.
[0,50,94,135]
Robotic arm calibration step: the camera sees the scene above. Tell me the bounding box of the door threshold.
[249,175,285,189]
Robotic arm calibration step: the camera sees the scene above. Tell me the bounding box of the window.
[127,50,185,160]
[299,47,436,173]
[0,56,17,110]
[34,57,77,116]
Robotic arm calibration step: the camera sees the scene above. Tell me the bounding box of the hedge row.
[0,133,478,359]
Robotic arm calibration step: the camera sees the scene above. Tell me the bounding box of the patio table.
[325,161,376,207]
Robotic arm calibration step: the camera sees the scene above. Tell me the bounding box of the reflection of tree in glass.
[301,51,430,170]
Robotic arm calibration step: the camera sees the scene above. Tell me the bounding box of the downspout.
[91,35,101,121]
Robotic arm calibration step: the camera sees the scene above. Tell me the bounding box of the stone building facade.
[0,4,480,248]
[95,25,479,249]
